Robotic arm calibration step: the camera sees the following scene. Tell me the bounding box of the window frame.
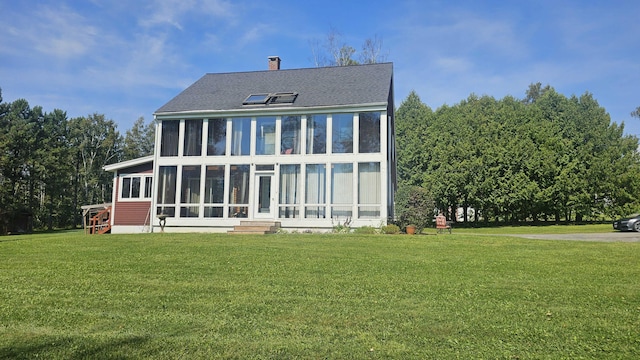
[243,94,270,105]
[243,92,298,105]
[119,175,153,201]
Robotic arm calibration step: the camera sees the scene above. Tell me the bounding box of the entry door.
[254,173,275,218]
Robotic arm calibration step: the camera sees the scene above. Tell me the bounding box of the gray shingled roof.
[155,63,393,114]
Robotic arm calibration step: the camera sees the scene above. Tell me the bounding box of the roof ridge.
[204,62,393,76]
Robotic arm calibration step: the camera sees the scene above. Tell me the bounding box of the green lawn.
[431,223,614,235]
[1,230,638,359]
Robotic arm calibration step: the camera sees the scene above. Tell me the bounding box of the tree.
[310,28,387,67]
[69,114,122,209]
[522,82,552,104]
[0,99,36,216]
[395,91,433,186]
[35,108,73,229]
[632,106,640,119]
[122,116,155,160]
[360,35,387,64]
[396,84,640,224]
[0,88,131,232]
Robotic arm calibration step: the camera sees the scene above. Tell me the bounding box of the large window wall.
[159,113,381,158]
[155,112,385,221]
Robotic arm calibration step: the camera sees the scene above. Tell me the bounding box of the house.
[106,57,396,233]
[103,156,154,234]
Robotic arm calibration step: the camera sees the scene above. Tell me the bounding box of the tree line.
[0,89,154,233]
[2,77,639,232]
[396,84,640,226]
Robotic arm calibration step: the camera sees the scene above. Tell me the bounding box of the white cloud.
[0,4,97,59]
[141,0,235,29]
[433,56,474,73]
[237,23,276,47]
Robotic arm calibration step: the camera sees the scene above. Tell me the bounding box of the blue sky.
[1,0,639,136]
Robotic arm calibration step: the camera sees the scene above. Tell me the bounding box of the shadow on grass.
[0,334,151,359]
[0,229,84,243]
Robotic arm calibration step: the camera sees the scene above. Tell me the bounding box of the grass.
[433,223,614,235]
[0,230,638,359]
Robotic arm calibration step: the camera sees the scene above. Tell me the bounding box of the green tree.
[122,116,155,160]
[398,84,640,224]
[0,89,133,232]
[395,91,433,186]
[36,109,74,229]
[0,99,36,215]
[69,114,122,209]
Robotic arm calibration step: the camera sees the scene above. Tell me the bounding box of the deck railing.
[89,207,111,234]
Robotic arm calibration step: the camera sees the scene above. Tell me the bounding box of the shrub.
[395,184,435,233]
[381,224,400,234]
[331,217,352,233]
[353,226,377,234]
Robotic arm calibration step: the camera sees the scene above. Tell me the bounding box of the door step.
[228,221,281,234]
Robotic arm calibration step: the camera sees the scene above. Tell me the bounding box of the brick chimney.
[268,56,281,70]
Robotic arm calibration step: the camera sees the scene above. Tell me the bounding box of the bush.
[395,184,435,233]
[381,224,400,234]
[331,217,352,233]
[353,226,378,234]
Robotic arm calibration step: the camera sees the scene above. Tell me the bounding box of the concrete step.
[228,221,280,235]
[239,221,281,227]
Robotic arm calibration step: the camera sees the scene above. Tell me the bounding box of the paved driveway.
[508,232,640,242]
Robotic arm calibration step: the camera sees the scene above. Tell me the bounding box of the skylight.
[243,94,270,105]
[270,92,298,104]
[243,92,298,105]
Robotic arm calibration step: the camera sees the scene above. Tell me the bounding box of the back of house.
[106,58,396,233]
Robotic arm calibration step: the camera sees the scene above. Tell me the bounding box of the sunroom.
[151,60,395,232]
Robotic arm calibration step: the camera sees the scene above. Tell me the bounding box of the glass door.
[254,173,275,218]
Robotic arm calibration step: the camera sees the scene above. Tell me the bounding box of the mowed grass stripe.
[0,231,638,359]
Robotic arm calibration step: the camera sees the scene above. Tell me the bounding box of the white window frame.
[119,175,153,201]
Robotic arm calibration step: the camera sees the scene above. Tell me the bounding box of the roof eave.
[154,102,390,120]
[103,155,154,172]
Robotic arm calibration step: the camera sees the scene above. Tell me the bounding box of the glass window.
[121,176,149,199]
[204,207,223,218]
[270,92,298,104]
[306,114,326,154]
[279,164,300,218]
[257,175,272,215]
[160,120,179,156]
[131,177,141,198]
[332,114,353,153]
[305,164,326,218]
[157,166,177,217]
[256,117,276,155]
[207,118,227,156]
[121,177,131,199]
[180,165,201,217]
[256,164,274,171]
[184,119,203,156]
[243,94,270,105]
[331,163,353,217]
[359,112,381,153]
[229,164,249,217]
[181,166,201,204]
[358,162,381,218]
[144,178,153,198]
[281,116,301,154]
[231,118,251,156]
[204,165,225,204]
